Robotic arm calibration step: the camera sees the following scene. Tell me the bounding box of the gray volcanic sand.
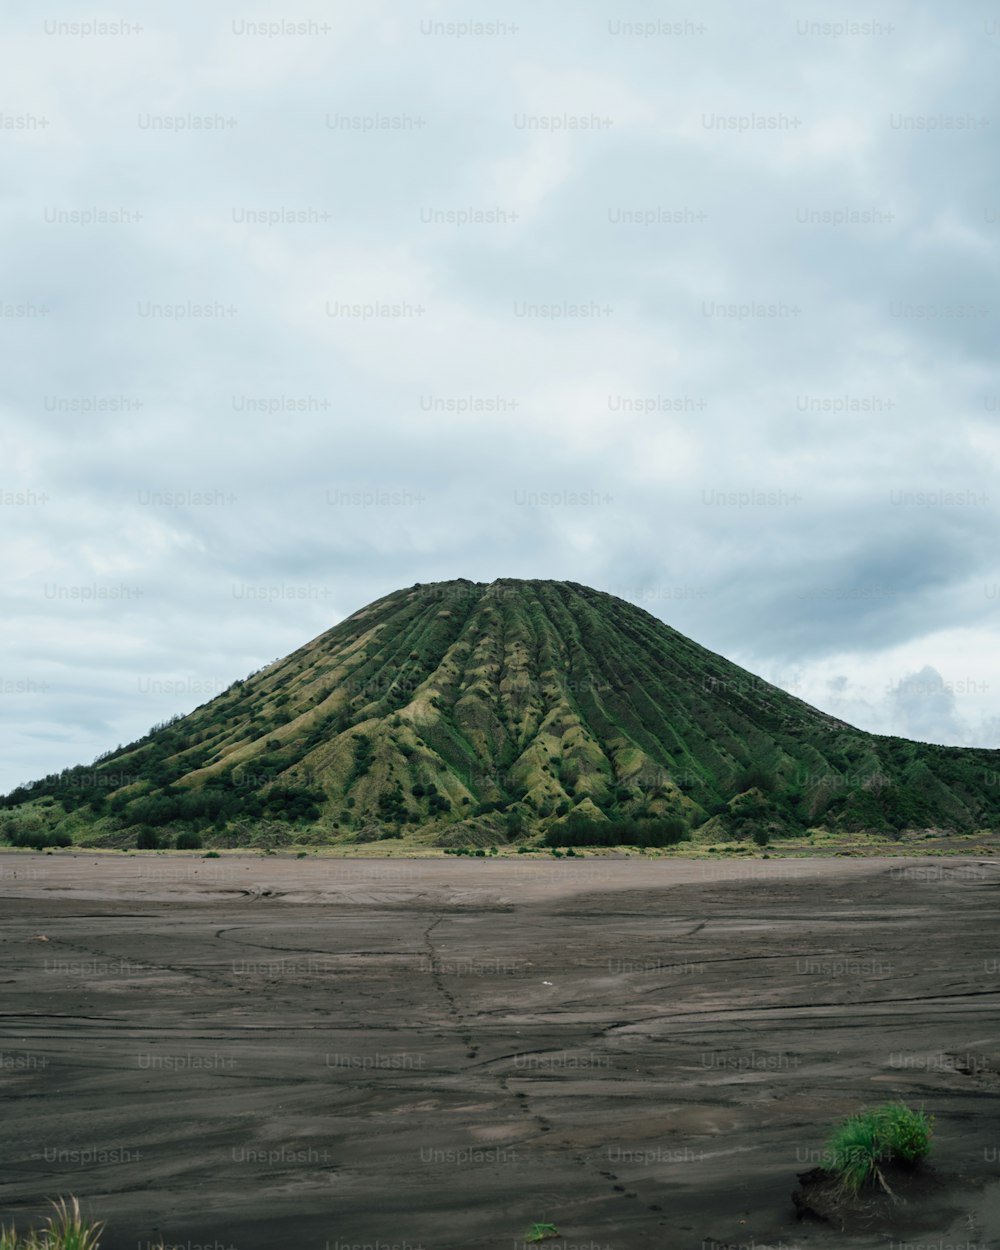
[1,852,999,1250]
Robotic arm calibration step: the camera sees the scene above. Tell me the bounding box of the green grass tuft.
[524,1224,560,1244]
[825,1101,933,1195]
[1,1198,105,1250]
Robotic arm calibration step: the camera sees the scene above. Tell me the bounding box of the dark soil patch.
[792,1161,964,1232]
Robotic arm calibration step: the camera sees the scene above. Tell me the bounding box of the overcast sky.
[3,0,1000,793]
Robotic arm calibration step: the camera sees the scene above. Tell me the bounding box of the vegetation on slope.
[3,579,999,850]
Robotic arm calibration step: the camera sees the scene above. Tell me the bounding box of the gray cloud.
[2,0,999,790]
[887,665,967,743]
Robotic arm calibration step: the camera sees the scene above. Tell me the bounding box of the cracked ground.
[1,852,999,1249]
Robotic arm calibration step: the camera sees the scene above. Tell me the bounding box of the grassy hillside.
[4,578,1000,850]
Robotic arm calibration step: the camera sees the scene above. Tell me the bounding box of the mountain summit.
[5,578,999,848]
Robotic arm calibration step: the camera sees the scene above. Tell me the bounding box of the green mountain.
[4,578,999,849]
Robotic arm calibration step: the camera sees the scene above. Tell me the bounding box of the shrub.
[752,827,769,847]
[175,830,203,850]
[505,810,525,836]
[136,828,161,850]
[545,814,688,849]
[348,734,375,785]
[261,784,324,822]
[825,1102,933,1194]
[733,767,775,795]
[4,827,71,851]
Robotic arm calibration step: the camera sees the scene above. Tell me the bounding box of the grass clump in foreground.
[0,1197,176,1250]
[825,1101,933,1195]
[1,1198,104,1250]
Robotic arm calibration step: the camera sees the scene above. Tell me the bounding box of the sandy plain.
[1,851,998,1250]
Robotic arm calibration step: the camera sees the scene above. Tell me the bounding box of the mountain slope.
[4,578,1000,848]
